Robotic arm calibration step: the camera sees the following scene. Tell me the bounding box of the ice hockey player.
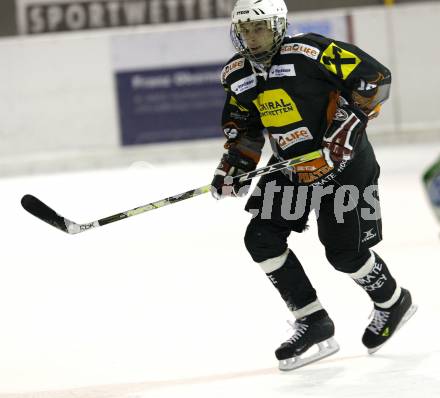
[423,156,440,227]
[210,0,417,371]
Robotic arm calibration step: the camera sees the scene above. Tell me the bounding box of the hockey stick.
[21,149,323,234]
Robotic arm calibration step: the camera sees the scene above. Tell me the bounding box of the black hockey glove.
[322,103,368,164]
[210,148,257,200]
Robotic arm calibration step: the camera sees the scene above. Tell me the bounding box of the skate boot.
[362,288,417,354]
[275,310,340,371]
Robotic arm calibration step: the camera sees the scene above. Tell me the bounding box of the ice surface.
[0,142,439,398]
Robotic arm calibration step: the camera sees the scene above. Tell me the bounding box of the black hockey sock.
[350,251,398,305]
[264,250,319,313]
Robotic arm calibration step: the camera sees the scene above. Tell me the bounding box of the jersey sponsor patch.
[253,89,303,128]
[221,58,245,83]
[231,75,257,95]
[271,127,313,151]
[269,64,296,78]
[320,42,361,80]
[280,43,320,60]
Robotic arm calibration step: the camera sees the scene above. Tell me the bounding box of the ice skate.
[363,288,417,354]
[275,310,340,371]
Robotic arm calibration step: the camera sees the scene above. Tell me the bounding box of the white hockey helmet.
[230,0,288,64]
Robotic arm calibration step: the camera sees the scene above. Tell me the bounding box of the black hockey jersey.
[220,33,391,163]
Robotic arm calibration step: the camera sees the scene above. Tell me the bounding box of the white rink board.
[0,142,439,398]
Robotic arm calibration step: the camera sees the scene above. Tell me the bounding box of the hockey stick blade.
[21,150,323,234]
[21,194,78,234]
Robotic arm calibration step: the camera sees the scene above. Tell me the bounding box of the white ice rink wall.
[0,1,439,176]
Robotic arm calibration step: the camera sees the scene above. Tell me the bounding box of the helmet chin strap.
[250,52,273,68]
[247,48,270,64]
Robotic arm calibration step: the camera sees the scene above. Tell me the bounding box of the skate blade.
[278,337,340,371]
[368,304,418,355]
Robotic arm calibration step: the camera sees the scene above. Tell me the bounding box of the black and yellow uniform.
[217,33,400,314]
[220,33,390,256]
[221,33,390,165]
[214,0,416,358]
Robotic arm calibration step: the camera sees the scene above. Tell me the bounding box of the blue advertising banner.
[288,14,352,43]
[116,63,225,145]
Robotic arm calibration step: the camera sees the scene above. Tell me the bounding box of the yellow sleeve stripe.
[229,95,249,112]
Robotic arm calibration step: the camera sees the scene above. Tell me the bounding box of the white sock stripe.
[349,250,375,280]
[292,299,323,319]
[375,286,402,309]
[259,248,289,274]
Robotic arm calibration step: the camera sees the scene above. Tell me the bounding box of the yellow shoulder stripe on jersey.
[320,42,361,80]
[253,89,302,128]
[229,95,249,112]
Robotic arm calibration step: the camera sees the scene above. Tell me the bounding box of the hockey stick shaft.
[21,149,322,234]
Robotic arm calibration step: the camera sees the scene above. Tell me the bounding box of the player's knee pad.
[325,247,372,274]
[244,219,289,263]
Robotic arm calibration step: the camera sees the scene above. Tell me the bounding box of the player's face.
[238,21,274,55]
